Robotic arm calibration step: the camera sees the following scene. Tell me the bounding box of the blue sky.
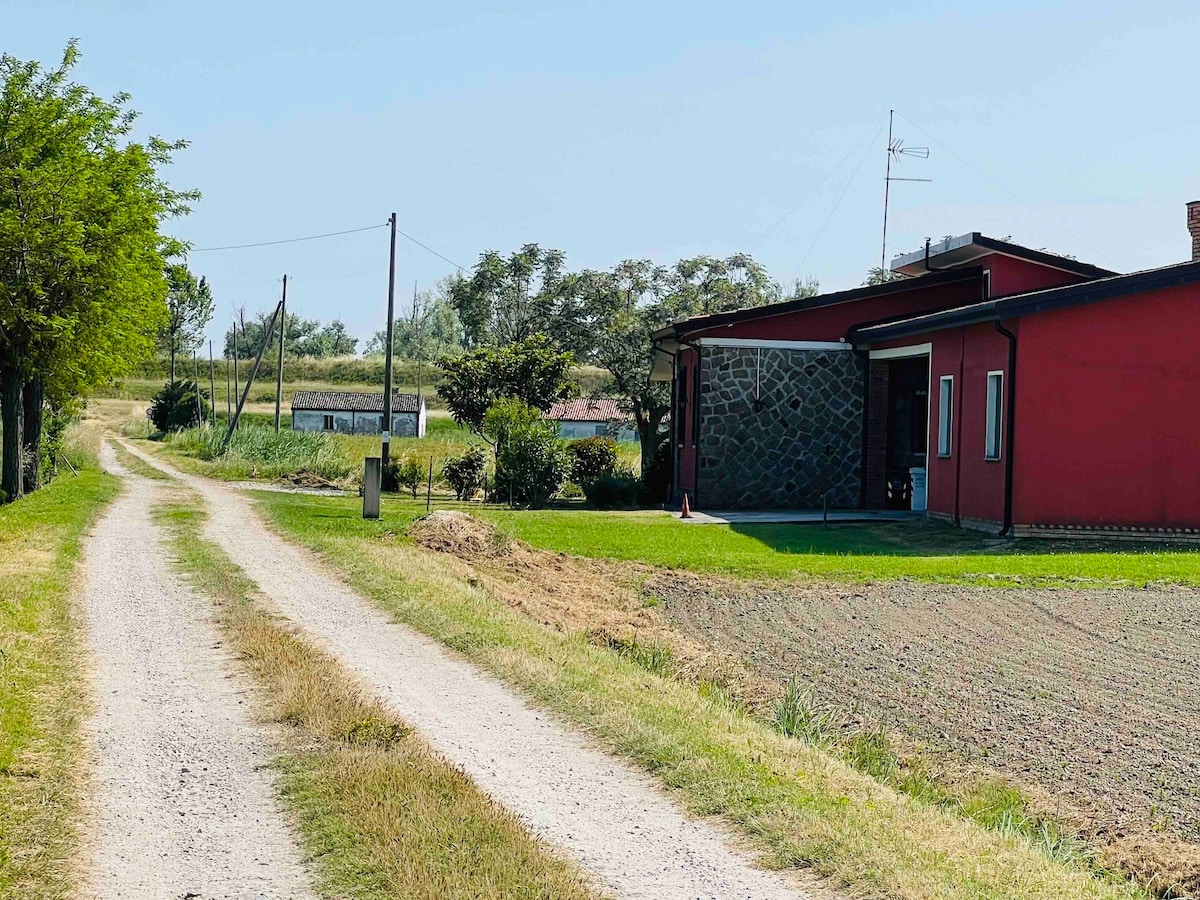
[9,0,1200,347]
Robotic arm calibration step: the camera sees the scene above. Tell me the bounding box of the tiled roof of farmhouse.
[290,390,422,413]
[545,398,624,422]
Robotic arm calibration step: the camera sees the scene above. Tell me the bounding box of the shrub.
[581,469,644,509]
[442,447,487,500]
[147,380,210,433]
[567,436,618,485]
[493,419,572,508]
[384,455,424,497]
[481,397,541,448]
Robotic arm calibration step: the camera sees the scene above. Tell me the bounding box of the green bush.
[567,436,618,485]
[147,380,210,433]
[442,447,487,500]
[580,469,645,509]
[493,416,572,509]
[384,455,424,497]
[641,437,673,504]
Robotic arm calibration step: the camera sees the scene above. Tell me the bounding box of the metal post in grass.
[208,341,217,428]
[274,274,288,434]
[425,456,433,513]
[363,457,382,519]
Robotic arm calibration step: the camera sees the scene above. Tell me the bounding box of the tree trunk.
[170,343,176,382]
[21,376,44,494]
[0,362,25,503]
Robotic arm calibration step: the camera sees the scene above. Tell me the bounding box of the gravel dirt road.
[82,444,314,899]
[118,439,830,900]
[648,570,1200,843]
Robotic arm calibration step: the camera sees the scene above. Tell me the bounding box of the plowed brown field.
[649,573,1200,844]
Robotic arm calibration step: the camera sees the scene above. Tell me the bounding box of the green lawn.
[0,460,119,896]
[259,494,1200,587]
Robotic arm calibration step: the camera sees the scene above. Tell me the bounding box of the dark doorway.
[885,356,929,509]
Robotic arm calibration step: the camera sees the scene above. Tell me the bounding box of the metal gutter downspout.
[995,321,1018,537]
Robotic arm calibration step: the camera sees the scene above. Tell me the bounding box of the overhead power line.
[190,222,388,252]
[894,111,1116,267]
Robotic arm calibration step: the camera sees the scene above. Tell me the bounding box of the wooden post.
[223,300,283,452]
[225,337,231,423]
[208,341,217,427]
[425,456,433,513]
[274,274,288,433]
[193,350,202,427]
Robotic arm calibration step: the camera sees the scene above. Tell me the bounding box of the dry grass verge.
[154,497,603,900]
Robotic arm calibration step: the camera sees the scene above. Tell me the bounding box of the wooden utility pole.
[232,316,241,431]
[208,341,217,427]
[381,213,397,467]
[225,335,232,422]
[274,275,288,433]
[224,300,283,451]
[193,350,202,427]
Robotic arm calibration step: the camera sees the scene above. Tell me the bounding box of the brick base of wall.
[928,511,1200,542]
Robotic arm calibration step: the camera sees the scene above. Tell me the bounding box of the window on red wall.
[985,371,1003,460]
[937,376,953,457]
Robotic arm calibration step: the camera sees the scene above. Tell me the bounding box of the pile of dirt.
[408,511,511,560]
[281,470,340,490]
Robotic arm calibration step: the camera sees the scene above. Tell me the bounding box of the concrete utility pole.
[381,212,397,467]
[274,274,288,433]
[225,299,283,451]
[414,281,423,403]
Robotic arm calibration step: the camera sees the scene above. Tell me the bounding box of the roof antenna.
[881,110,931,272]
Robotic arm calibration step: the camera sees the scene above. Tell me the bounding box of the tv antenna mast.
[880,109,931,271]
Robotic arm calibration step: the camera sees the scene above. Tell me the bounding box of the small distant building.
[291,390,427,437]
[545,398,637,442]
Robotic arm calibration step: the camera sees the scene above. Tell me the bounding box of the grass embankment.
[153,497,602,900]
[256,492,1147,900]
[255,495,1200,587]
[0,438,118,897]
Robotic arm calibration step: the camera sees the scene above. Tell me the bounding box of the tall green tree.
[0,42,193,500]
[437,335,574,435]
[365,285,463,360]
[448,244,584,354]
[579,254,780,471]
[158,263,213,380]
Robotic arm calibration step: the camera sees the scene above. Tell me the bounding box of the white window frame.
[984,370,1003,461]
[937,376,954,457]
[982,269,991,298]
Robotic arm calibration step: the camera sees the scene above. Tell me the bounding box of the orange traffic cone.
[680,492,692,519]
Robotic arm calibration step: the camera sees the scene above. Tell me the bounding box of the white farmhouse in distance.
[291,390,427,437]
[545,398,637,442]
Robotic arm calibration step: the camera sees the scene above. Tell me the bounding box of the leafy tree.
[442,447,487,500]
[147,380,210,433]
[577,253,779,472]
[365,285,463,360]
[383,455,423,497]
[0,43,193,500]
[437,335,574,435]
[863,267,907,286]
[448,245,583,354]
[158,264,213,380]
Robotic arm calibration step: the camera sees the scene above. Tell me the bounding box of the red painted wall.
[1013,284,1200,528]
[980,252,1092,296]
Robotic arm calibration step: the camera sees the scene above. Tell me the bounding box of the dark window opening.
[322,414,334,431]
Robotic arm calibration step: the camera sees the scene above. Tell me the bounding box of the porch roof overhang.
[648,266,985,380]
[851,258,1200,342]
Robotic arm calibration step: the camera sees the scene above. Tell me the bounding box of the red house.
[651,203,1200,537]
